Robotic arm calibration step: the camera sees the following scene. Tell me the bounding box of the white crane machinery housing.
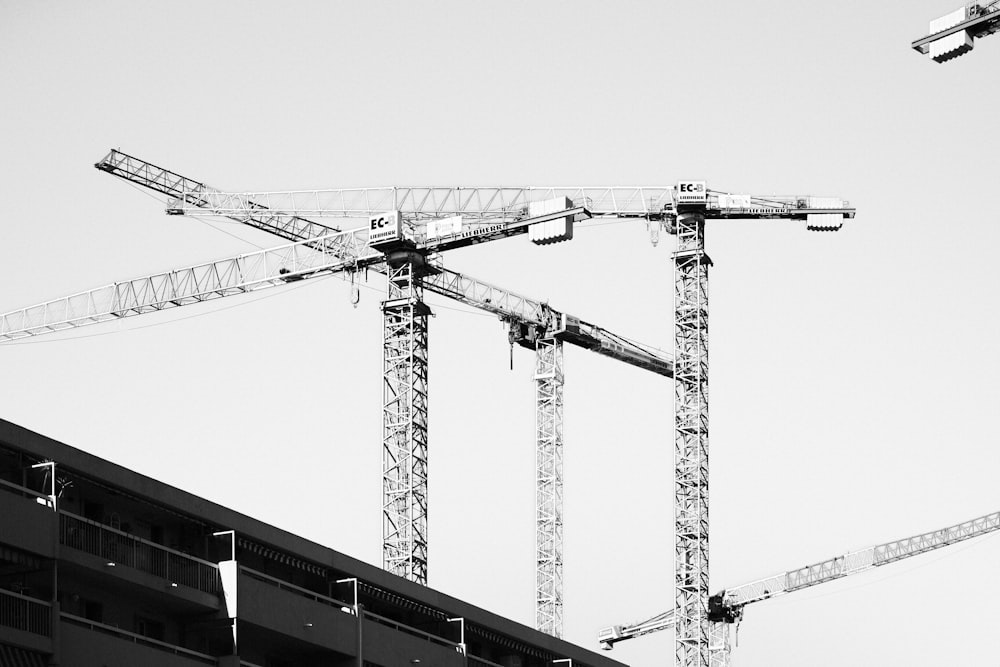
[912,1,1000,62]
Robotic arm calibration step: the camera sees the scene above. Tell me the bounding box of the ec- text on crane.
[912,1,1000,61]
[598,509,1000,665]
[158,174,854,667]
[3,150,674,639]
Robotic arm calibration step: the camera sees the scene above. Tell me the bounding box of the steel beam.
[381,261,430,584]
[534,337,564,637]
[673,211,710,667]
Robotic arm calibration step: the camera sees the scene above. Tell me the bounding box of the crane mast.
[381,254,431,582]
[534,336,564,636]
[672,206,711,667]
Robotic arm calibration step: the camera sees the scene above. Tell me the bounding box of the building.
[0,419,628,667]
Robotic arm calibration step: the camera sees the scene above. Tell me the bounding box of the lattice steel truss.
[382,261,430,584]
[673,211,710,667]
[534,337,565,637]
[602,508,1000,657]
[708,623,732,667]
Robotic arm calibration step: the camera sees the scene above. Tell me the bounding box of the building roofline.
[0,418,629,667]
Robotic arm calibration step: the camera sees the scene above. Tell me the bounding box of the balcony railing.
[468,656,505,667]
[362,609,462,652]
[61,612,216,664]
[241,567,353,609]
[59,511,221,595]
[0,477,53,507]
[0,588,51,637]
[242,566,462,652]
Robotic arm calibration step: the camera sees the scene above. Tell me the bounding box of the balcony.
[237,567,357,654]
[61,612,217,666]
[0,479,58,557]
[59,511,221,601]
[236,567,465,666]
[361,609,465,667]
[0,588,52,655]
[468,657,505,667]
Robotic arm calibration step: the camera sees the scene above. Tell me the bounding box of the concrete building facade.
[0,419,627,667]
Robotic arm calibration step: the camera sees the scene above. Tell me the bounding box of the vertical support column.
[30,462,61,666]
[673,211,710,667]
[212,530,239,655]
[708,622,732,667]
[535,337,564,638]
[382,260,430,585]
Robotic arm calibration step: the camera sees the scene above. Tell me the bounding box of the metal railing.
[59,511,221,595]
[242,566,462,652]
[468,656,505,667]
[362,608,461,651]
[61,612,216,664]
[0,477,53,506]
[240,566,353,610]
[0,588,51,636]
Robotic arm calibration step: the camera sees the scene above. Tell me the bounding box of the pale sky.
[2,2,1000,666]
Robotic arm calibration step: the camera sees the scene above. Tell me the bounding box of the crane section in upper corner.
[912,1,1000,62]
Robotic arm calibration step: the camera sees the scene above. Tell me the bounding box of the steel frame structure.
[10,149,851,654]
[534,337,565,637]
[81,149,672,623]
[600,510,1000,666]
[381,261,430,583]
[672,211,711,667]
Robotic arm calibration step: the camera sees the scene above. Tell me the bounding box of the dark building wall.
[59,620,215,667]
[362,620,465,667]
[0,492,57,558]
[0,419,628,667]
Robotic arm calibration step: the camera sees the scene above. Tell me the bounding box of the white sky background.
[2,1,999,665]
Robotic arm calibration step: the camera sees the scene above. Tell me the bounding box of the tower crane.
[157,173,854,666]
[912,1,1000,61]
[2,150,679,638]
[597,508,1000,665]
[88,150,676,637]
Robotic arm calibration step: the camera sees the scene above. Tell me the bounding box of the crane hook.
[349,270,361,308]
[647,217,661,247]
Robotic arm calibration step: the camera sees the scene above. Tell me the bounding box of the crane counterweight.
[912,1,1000,61]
